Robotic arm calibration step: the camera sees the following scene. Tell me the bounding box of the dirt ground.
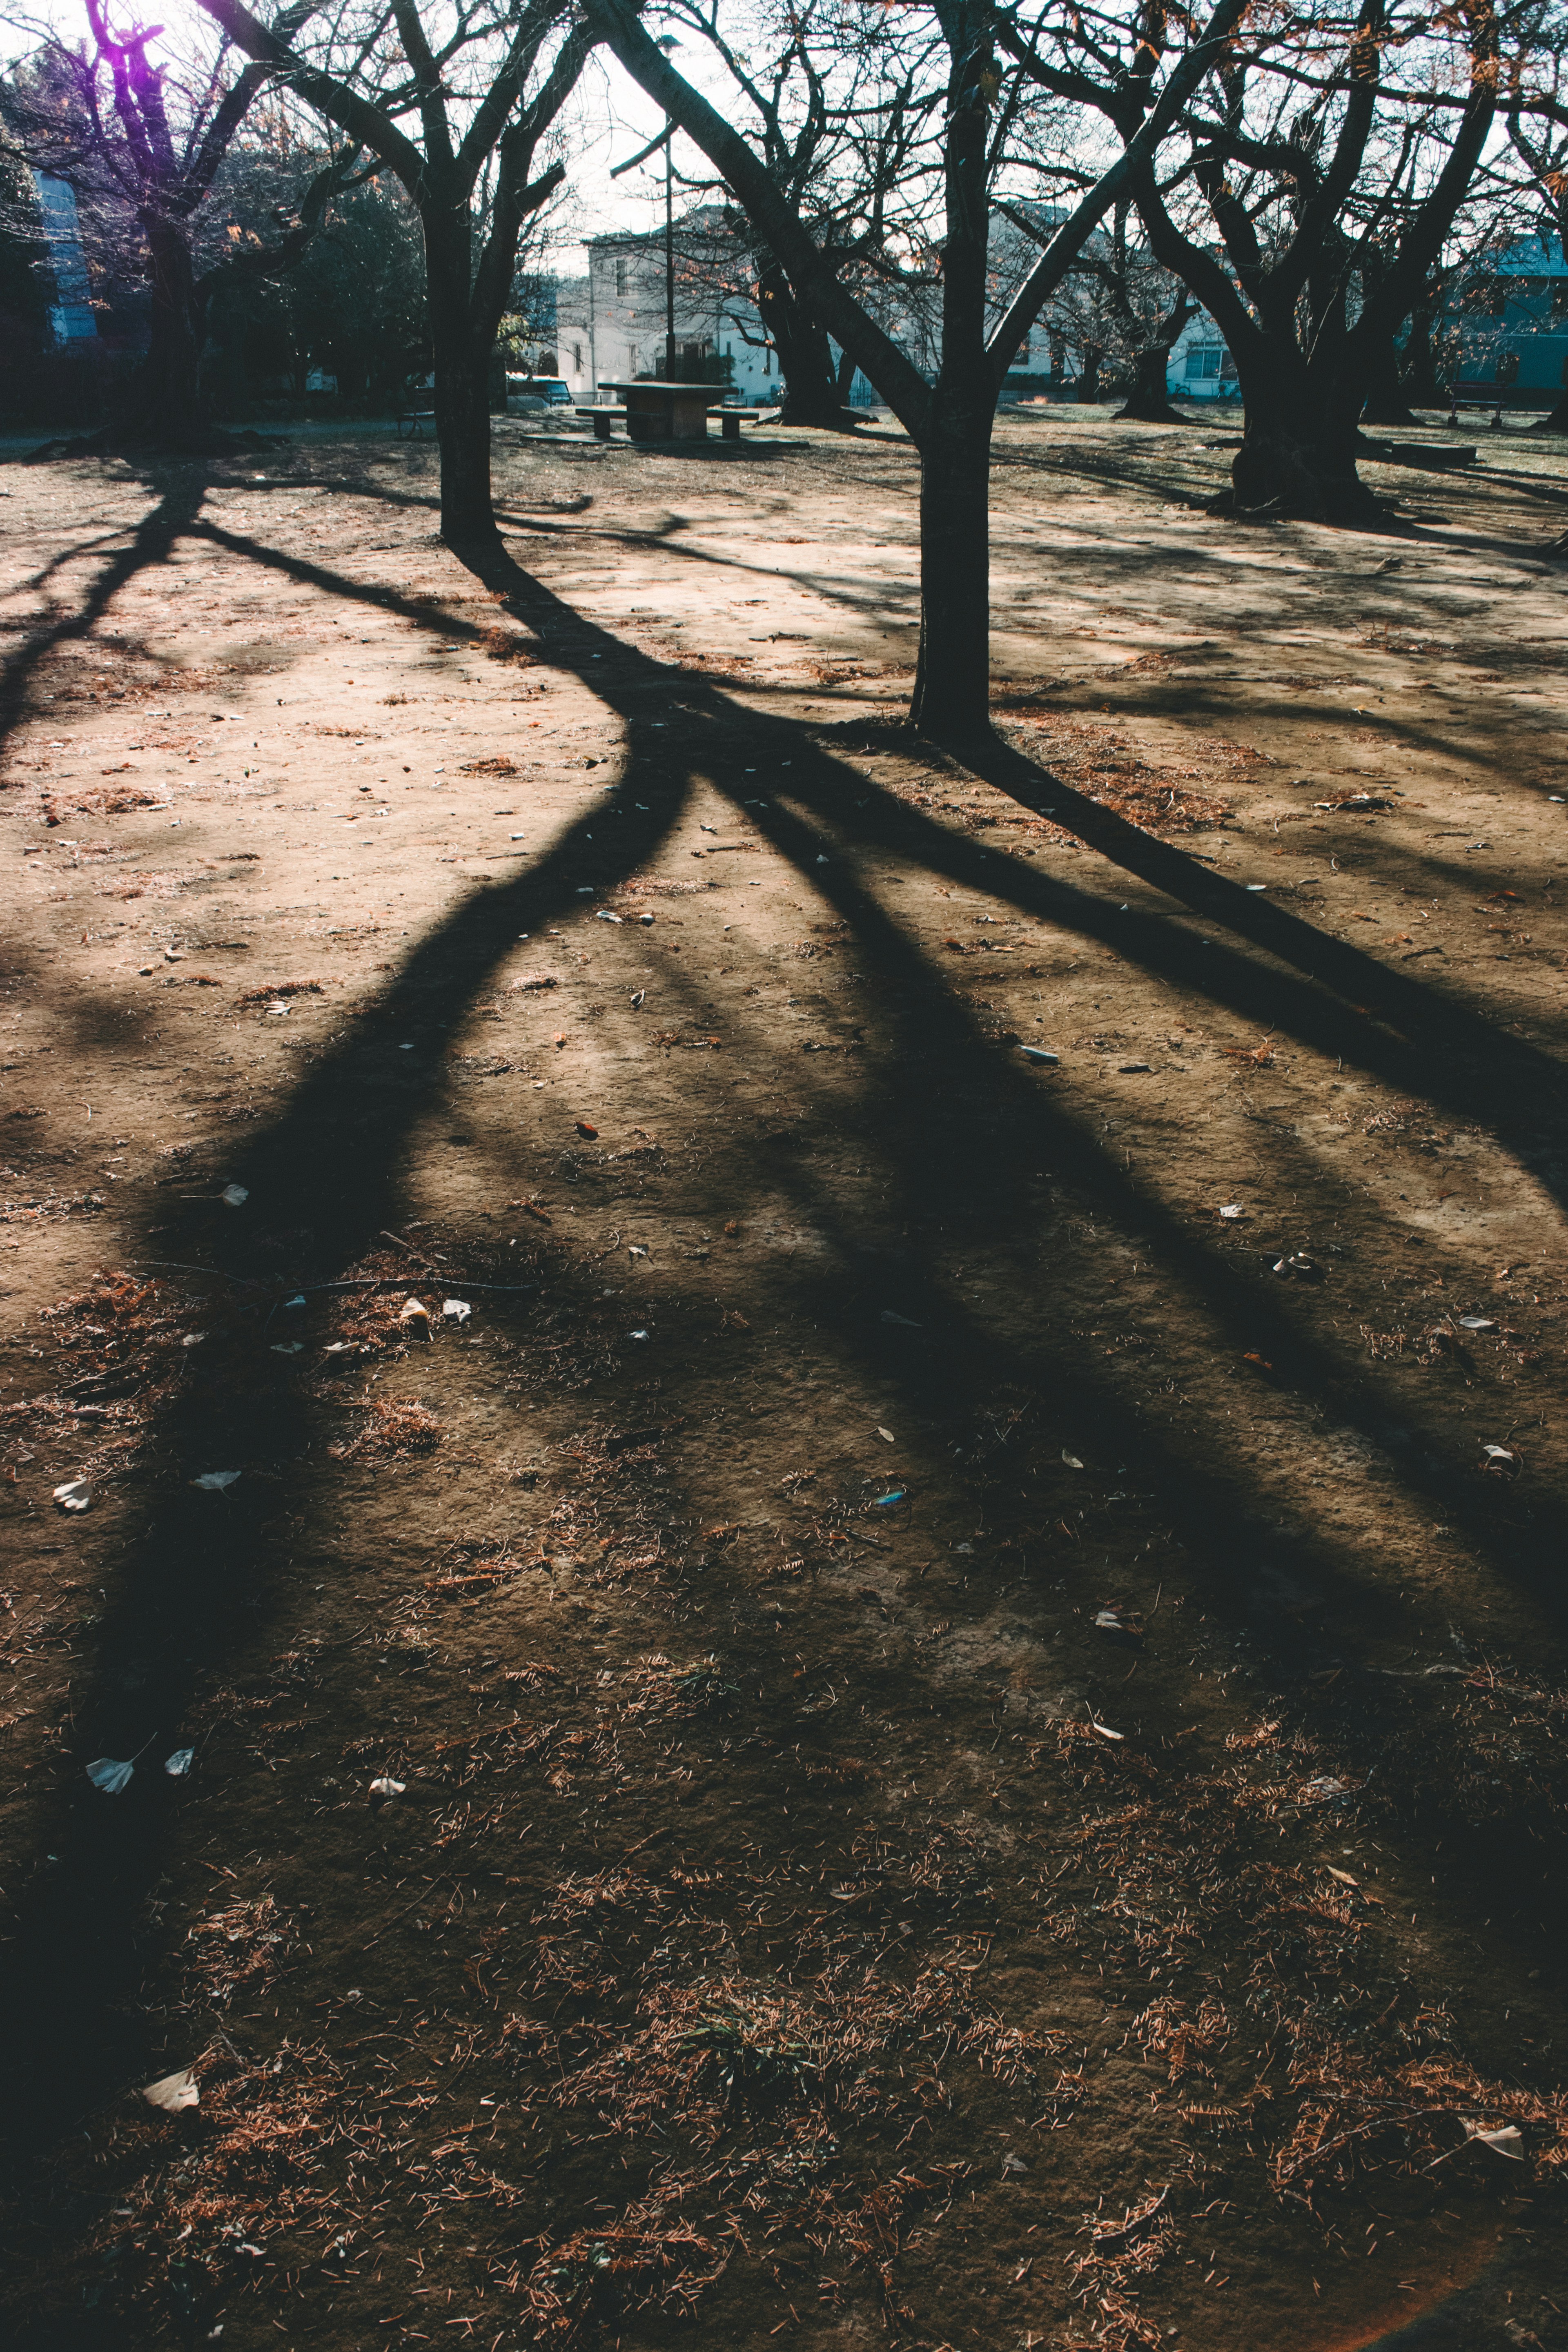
[0,403,1566,2352]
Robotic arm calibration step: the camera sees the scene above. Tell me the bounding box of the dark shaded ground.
[0,412,1565,2352]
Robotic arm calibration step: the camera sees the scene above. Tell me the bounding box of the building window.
[1184,345,1236,381]
[615,257,630,298]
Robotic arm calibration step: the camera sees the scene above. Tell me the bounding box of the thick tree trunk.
[757,260,855,426]
[436,349,497,543]
[1213,351,1381,521]
[1113,341,1191,423]
[425,217,496,546]
[910,402,992,740]
[120,220,210,444]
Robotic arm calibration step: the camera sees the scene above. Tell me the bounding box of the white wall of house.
[555,224,778,404]
[1167,311,1238,398]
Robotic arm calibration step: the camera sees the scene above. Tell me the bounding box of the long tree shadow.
[0,475,209,754]
[1,493,1562,2178]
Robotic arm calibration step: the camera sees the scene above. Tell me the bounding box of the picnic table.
[586,381,760,443]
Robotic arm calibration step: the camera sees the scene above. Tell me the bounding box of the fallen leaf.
[87,1757,135,1793]
[221,1183,249,1207]
[443,1298,471,1324]
[143,2067,199,2113]
[1326,1865,1359,1887]
[191,1470,241,1491]
[369,1776,406,1799]
[1090,1720,1125,1742]
[1062,1450,1084,1469]
[1218,1203,1245,1220]
[53,1478,91,1512]
[165,1748,195,1776]
[575,1120,599,1138]
[876,1426,895,1443]
[1465,2122,1525,2160]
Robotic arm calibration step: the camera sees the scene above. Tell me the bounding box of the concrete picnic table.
[595,380,729,441]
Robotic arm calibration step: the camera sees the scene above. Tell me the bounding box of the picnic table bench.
[394,403,436,439]
[579,381,764,443]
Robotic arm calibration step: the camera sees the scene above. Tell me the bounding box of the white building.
[555,210,779,404]
[1167,310,1238,399]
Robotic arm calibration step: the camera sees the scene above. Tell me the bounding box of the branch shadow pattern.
[0,483,1561,2171]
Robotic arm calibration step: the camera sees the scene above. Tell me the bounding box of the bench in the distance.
[574,405,763,443]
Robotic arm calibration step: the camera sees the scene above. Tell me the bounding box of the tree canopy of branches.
[198,0,595,543]
[1,0,366,447]
[586,0,1248,739]
[1115,0,1501,516]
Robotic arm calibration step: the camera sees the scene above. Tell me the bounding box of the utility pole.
[665,129,676,381]
[609,116,678,379]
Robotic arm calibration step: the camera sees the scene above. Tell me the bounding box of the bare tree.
[1123,0,1501,515]
[586,0,1248,740]
[199,0,596,543]
[1,0,361,447]
[1001,195,1196,416]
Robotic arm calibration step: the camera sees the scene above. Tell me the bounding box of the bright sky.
[532,41,745,282]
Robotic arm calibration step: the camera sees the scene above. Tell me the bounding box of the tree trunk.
[1206,342,1380,521]
[437,347,497,543]
[121,219,210,443]
[1076,344,1102,402]
[910,399,993,740]
[1360,317,1420,427]
[1528,363,1568,434]
[425,215,496,546]
[1113,341,1191,423]
[757,260,854,426]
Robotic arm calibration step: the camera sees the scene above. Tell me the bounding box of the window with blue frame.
[1185,345,1235,379]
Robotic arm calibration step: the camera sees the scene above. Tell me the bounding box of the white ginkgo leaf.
[1218,1203,1245,1219]
[1091,1721,1125,1742]
[192,1470,241,1491]
[399,1298,430,1323]
[1062,1450,1084,1470]
[165,1748,195,1777]
[143,2067,199,2112]
[221,1183,249,1207]
[442,1299,471,1323]
[1465,2121,1525,2159]
[87,1757,134,1793]
[53,1479,92,1512]
[369,1776,406,1798]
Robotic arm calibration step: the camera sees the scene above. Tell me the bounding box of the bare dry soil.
[0,408,1566,2352]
